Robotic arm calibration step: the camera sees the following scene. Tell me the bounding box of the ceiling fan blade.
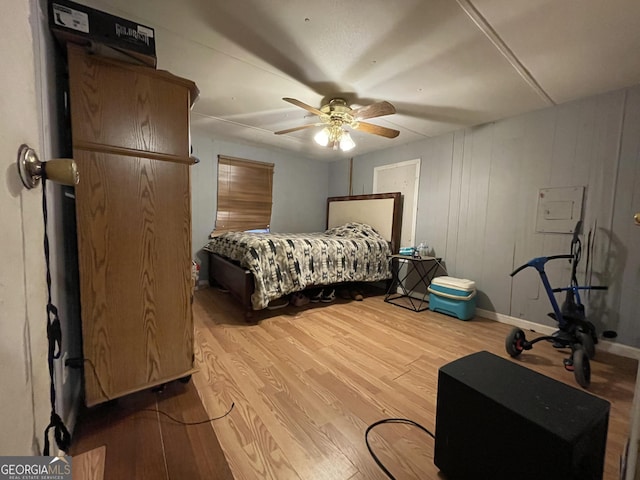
[282,97,324,116]
[352,101,396,120]
[355,121,400,139]
[274,124,320,135]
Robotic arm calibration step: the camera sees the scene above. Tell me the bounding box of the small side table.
[385,254,445,312]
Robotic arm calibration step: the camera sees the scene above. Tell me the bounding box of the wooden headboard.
[326,192,403,254]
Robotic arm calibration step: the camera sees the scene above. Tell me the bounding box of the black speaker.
[434,351,610,480]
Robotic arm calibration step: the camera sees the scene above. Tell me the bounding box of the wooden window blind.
[215,155,274,234]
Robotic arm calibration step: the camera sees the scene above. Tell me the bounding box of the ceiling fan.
[275,97,400,151]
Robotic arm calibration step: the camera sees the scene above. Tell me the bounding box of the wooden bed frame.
[207,192,402,315]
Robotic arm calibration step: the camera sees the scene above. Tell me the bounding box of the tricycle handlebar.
[510,254,574,277]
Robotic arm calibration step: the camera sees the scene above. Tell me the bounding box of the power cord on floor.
[365,418,436,480]
[141,403,235,425]
[72,357,234,425]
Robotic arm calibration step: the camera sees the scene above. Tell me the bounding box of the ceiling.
[76,0,640,160]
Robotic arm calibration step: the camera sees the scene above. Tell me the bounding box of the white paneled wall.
[345,85,640,348]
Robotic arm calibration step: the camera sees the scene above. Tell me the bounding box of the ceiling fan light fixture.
[277,97,399,148]
[314,127,330,147]
[339,130,355,151]
[315,124,356,152]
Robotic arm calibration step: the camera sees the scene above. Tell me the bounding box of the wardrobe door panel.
[67,45,191,157]
[75,150,193,406]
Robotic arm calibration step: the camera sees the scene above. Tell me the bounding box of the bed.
[204,192,402,315]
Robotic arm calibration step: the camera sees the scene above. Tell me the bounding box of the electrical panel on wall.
[536,186,585,233]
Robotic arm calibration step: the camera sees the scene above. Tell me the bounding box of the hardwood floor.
[193,286,637,480]
[72,446,105,480]
[70,380,234,480]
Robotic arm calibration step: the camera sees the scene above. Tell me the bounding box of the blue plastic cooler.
[428,276,476,320]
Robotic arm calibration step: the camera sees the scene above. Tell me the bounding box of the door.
[373,159,421,249]
[0,0,50,454]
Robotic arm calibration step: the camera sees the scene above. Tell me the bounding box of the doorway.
[373,159,421,249]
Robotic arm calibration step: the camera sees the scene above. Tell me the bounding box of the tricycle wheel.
[576,330,595,359]
[506,328,526,357]
[573,348,590,388]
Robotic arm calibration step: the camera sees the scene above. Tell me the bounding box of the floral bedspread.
[204,223,391,309]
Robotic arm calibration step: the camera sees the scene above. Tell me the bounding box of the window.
[214,155,274,234]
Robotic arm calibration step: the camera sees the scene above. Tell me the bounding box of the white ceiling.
[75,0,640,160]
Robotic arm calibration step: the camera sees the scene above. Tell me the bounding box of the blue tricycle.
[505,222,606,388]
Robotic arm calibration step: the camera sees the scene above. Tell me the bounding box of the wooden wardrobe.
[66,44,199,406]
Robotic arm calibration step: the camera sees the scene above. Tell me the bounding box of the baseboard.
[476,308,640,360]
